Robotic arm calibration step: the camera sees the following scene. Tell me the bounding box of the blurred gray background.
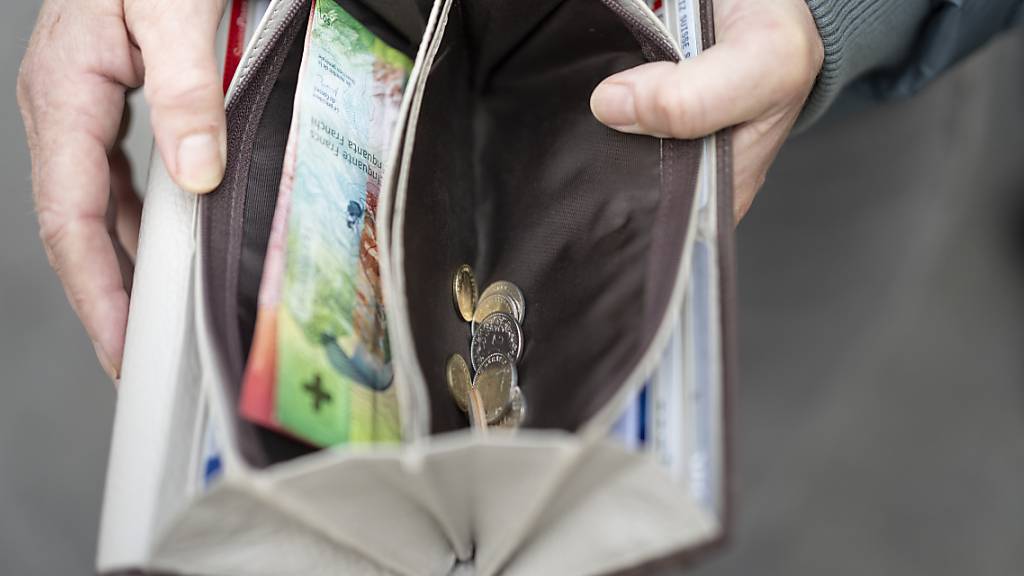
[1,2,1023,575]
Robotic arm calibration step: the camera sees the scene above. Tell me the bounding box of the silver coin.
[480,281,526,322]
[493,386,526,427]
[472,293,520,333]
[473,353,517,423]
[470,312,523,370]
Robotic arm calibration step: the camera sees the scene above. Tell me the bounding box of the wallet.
[97,0,736,574]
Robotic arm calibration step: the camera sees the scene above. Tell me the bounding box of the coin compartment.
[397,0,700,433]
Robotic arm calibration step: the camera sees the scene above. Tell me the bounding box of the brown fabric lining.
[400,0,700,433]
[202,0,709,458]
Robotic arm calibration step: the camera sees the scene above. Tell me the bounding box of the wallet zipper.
[225,0,308,106]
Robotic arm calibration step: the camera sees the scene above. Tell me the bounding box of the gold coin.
[446,353,472,412]
[472,293,518,331]
[452,265,478,322]
[493,386,526,428]
[480,281,525,322]
[472,353,517,422]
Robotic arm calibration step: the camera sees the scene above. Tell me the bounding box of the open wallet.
[96,0,736,574]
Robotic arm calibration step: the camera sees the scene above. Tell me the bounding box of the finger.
[36,131,131,381]
[19,2,142,380]
[109,146,142,260]
[730,108,799,221]
[126,0,228,194]
[591,38,791,139]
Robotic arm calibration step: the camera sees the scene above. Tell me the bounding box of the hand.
[590,0,823,221]
[18,0,228,380]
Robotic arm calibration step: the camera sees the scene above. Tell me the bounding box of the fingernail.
[92,340,121,381]
[177,132,225,193]
[591,82,638,129]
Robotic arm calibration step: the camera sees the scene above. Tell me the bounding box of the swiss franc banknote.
[239,0,412,447]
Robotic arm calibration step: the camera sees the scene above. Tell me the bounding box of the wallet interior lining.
[400,0,700,433]
[202,0,699,466]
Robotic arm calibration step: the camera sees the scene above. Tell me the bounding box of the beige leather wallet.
[98,1,735,574]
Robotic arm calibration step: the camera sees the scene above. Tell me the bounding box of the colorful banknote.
[239,0,412,447]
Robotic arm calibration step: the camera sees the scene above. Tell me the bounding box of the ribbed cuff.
[797,0,933,131]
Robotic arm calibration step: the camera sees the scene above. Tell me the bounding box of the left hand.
[17,0,229,380]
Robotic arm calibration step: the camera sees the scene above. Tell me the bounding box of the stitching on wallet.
[242,0,286,80]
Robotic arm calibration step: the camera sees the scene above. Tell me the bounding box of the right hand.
[17,0,228,380]
[590,0,823,221]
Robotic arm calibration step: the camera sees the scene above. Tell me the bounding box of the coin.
[445,353,472,413]
[473,353,517,423]
[470,312,522,370]
[472,293,519,332]
[452,265,478,322]
[480,281,525,322]
[493,386,526,427]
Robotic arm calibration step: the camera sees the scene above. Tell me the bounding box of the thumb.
[128,0,229,194]
[590,41,778,139]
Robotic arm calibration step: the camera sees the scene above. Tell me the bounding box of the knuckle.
[766,20,822,95]
[651,82,691,135]
[16,56,40,113]
[745,116,777,142]
[65,277,91,316]
[36,204,72,255]
[17,9,66,112]
[143,71,219,111]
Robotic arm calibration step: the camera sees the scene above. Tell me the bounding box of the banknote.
[240,0,412,447]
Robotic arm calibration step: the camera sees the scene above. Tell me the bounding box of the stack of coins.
[447,265,527,431]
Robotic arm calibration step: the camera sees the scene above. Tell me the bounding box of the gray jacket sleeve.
[799,0,1024,129]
